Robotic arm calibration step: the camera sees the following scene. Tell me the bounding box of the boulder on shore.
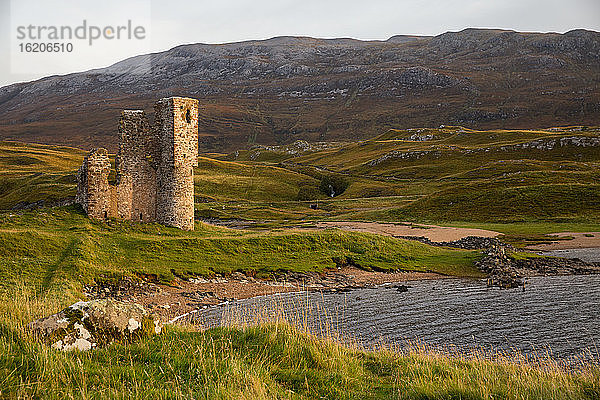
[28,299,162,351]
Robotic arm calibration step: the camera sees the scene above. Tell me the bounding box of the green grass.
[356,183,600,223]
[216,126,600,225]
[2,130,600,398]
[194,157,319,202]
[0,289,598,400]
[0,206,480,302]
[0,141,85,209]
[2,126,600,227]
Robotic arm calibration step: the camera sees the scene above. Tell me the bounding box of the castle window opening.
[185,109,191,124]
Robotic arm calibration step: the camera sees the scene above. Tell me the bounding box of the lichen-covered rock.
[28,299,162,351]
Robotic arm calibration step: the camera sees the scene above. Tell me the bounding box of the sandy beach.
[316,221,501,242]
[92,267,447,323]
[526,232,600,250]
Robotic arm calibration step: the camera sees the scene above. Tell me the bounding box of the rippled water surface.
[194,274,600,361]
[543,248,600,263]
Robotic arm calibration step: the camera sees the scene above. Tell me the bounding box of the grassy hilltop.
[222,125,600,224]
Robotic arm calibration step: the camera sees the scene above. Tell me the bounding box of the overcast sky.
[1,0,599,87]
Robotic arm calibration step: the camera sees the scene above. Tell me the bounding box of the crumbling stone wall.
[76,148,113,220]
[75,97,199,231]
[116,110,156,222]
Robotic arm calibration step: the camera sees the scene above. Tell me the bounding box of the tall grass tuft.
[1,290,599,398]
[1,279,599,399]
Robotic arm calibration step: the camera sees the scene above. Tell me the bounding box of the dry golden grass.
[1,285,599,399]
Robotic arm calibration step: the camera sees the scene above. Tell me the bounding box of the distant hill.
[0,28,599,152]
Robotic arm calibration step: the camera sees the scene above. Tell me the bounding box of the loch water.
[193,252,600,363]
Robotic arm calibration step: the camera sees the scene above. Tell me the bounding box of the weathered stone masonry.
[76,97,199,230]
[155,97,199,231]
[76,148,113,221]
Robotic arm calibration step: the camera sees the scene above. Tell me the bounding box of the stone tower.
[75,96,199,231]
[154,97,199,231]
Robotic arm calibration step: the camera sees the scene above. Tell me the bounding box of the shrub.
[319,175,349,197]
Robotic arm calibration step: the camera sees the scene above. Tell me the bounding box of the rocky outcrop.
[83,276,161,301]
[28,299,162,351]
[397,235,525,288]
[394,235,510,250]
[243,140,342,160]
[514,256,600,276]
[476,244,600,289]
[476,244,524,289]
[396,235,600,288]
[271,269,357,292]
[497,136,600,151]
[367,134,600,166]
[367,150,442,166]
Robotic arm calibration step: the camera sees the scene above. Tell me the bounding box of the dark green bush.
[319,175,349,197]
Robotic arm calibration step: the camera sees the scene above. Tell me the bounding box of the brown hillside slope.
[0,29,599,152]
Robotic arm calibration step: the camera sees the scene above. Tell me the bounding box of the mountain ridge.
[0,28,598,151]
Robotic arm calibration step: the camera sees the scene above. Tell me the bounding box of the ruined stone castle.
[76,97,199,231]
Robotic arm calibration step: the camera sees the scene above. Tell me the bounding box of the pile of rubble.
[394,235,512,250]
[397,235,600,289]
[270,270,360,292]
[83,276,160,301]
[477,243,600,288]
[475,243,524,289]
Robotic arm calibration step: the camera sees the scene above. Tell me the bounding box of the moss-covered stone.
[27,299,162,351]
